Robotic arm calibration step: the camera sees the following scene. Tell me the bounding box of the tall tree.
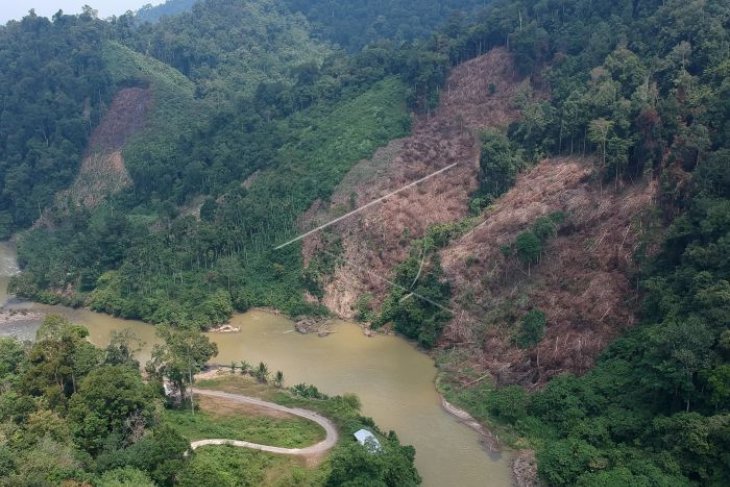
[147,326,218,414]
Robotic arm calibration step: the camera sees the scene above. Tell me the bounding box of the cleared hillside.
[440,157,657,385]
[302,48,530,317]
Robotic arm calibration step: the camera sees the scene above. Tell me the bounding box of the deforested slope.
[302,48,531,318]
[440,157,657,385]
[0,12,113,237]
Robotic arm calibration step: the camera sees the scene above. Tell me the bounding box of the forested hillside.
[129,0,330,100]
[0,10,113,237]
[280,0,492,51]
[2,0,730,485]
[10,0,416,326]
[136,0,198,23]
[135,0,492,51]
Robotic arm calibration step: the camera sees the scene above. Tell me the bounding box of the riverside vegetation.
[2,0,730,485]
[0,315,420,486]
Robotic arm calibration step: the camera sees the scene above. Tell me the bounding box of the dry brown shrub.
[440,157,656,386]
[293,47,521,315]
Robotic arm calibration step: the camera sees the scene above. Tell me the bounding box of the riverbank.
[438,395,538,486]
[0,308,44,326]
[0,240,514,487]
[436,370,539,487]
[439,395,502,453]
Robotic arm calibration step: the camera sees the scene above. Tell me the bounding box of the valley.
[0,244,511,487]
[1,0,730,485]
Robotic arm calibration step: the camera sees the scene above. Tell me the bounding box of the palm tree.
[240,361,251,375]
[255,362,269,383]
[273,370,284,388]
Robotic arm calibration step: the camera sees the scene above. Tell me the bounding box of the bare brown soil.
[440,158,657,386]
[87,87,152,153]
[303,47,657,385]
[302,48,530,318]
[45,87,151,214]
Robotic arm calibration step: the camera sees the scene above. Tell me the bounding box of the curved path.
[189,388,338,457]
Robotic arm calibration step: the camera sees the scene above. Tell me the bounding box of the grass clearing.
[165,395,325,448]
[183,445,327,487]
[195,374,371,436]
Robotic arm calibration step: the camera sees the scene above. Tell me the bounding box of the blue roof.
[354,429,381,451]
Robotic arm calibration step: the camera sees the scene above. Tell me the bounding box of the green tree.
[68,365,156,454]
[537,438,602,487]
[108,424,190,486]
[515,231,542,266]
[98,467,156,487]
[21,316,101,405]
[588,118,615,171]
[327,434,421,487]
[147,326,218,415]
[274,370,284,388]
[104,329,145,368]
[478,129,525,202]
[255,362,270,384]
[0,338,25,379]
[516,310,546,348]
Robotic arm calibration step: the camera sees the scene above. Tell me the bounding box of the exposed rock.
[0,309,44,326]
[512,450,540,487]
[208,324,240,333]
[294,317,331,337]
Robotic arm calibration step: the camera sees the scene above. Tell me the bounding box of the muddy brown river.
[0,242,512,487]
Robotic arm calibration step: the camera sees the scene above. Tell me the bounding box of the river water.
[0,242,511,487]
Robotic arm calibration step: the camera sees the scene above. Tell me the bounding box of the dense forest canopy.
[0,10,113,237]
[129,0,330,100]
[8,0,437,326]
[279,0,493,52]
[136,0,199,23]
[134,0,494,51]
[1,0,730,485]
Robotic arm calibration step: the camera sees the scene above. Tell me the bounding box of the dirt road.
[189,388,339,457]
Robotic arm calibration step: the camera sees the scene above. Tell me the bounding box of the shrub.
[516,310,546,348]
[515,231,542,265]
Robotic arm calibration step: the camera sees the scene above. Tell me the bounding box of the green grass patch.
[179,445,327,487]
[195,375,371,437]
[164,404,324,448]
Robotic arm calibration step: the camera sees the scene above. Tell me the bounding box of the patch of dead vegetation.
[441,157,657,386]
[64,151,132,208]
[37,87,151,225]
[179,195,205,221]
[302,48,530,318]
[196,394,294,420]
[512,450,540,487]
[87,87,152,153]
[302,48,652,387]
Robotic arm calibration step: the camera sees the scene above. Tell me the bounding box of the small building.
[354,429,381,452]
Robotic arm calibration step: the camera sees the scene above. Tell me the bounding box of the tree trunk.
[189,366,195,415]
